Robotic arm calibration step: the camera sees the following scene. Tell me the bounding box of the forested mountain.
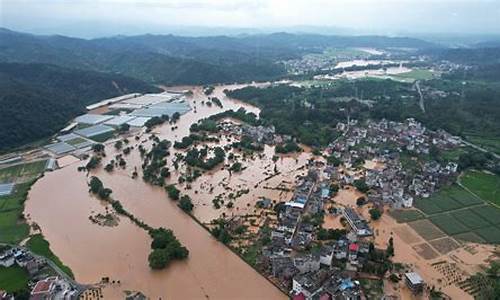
[0,28,436,85]
[0,62,160,152]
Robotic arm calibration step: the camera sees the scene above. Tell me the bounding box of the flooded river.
[25,84,288,299]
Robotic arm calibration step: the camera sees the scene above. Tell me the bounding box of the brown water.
[25,84,287,299]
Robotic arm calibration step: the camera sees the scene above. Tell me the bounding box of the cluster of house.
[219,120,291,149]
[328,118,461,208]
[255,168,379,298]
[0,247,78,299]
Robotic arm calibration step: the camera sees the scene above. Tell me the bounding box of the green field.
[90,131,115,143]
[474,226,500,244]
[429,214,469,235]
[415,185,481,215]
[26,234,74,278]
[389,209,424,223]
[390,69,435,82]
[0,181,34,243]
[65,137,88,146]
[460,170,500,206]
[469,205,500,225]
[0,266,29,293]
[401,179,500,244]
[465,134,500,155]
[451,209,491,230]
[0,160,46,183]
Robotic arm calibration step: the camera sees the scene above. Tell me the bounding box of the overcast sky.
[1,0,500,37]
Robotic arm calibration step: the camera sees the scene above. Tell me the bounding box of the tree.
[85,156,101,170]
[386,237,394,257]
[165,185,180,201]
[119,123,130,133]
[148,249,170,269]
[369,208,382,220]
[356,197,366,206]
[354,179,369,193]
[114,140,123,150]
[92,143,105,153]
[89,176,104,194]
[178,195,194,212]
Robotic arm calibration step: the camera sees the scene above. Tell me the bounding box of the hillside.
[0,62,160,152]
[0,28,436,85]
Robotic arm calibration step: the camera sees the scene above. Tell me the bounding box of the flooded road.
[25,84,288,299]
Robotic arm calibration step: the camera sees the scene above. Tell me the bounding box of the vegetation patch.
[0,160,46,183]
[469,205,500,225]
[429,214,470,235]
[474,226,500,244]
[414,198,443,215]
[0,265,29,293]
[450,209,491,230]
[460,170,500,206]
[408,219,446,241]
[0,181,36,244]
[26,234,74,278]
[446,185,484,206]
[453,232,486,244]
[389,209,424,223]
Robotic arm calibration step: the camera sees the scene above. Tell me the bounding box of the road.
[459,138,500,160]
[414,80,425,113]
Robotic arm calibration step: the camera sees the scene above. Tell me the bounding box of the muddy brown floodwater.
[25,84,288,299]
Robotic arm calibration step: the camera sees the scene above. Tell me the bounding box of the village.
[210,116,467,299]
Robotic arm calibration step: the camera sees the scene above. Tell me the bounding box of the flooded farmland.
[25,84,288,299]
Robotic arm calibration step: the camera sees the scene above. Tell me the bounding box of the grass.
[429,214,470,235]
[389,209,424,223]
[0,265,30,293]
[0,160,46,183]
[465,134,500,155]
[460,170,500,206]
[441,147,470,161]
[391,69,435,82]
[26,234,74,279]
[0,181,34,244]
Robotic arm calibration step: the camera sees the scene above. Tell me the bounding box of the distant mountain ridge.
[0,28,437,85]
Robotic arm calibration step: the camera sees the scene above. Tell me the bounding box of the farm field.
[0,160,46,183]
[0,181,34,243]
[389,209,424,223]
[460,170,500,206]
[398,181,500,245]
[390,69,435,82]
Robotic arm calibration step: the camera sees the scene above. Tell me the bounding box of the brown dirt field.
[408,219,446,241]
[430,237,461,255]
[393,225,423,245]
[412,243,440,260]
